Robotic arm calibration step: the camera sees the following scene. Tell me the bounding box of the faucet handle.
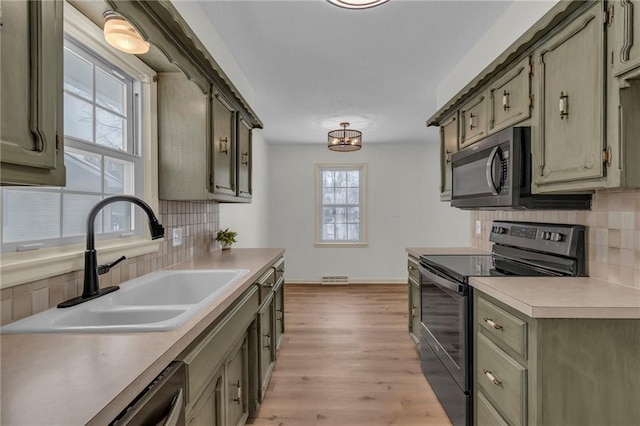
[97,256,126,275]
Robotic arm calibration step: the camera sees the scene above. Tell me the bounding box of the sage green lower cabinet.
[188,367,224,426]
[474,291,640,426]
[407,255,420,348]
[257,292,276,401]
[225,335,249,426]
[274,276,285,354]
[179,286,258,423]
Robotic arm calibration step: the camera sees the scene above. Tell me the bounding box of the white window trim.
[314,163,368,248]
[0,3,160,289]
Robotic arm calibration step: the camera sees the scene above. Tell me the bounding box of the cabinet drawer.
[478,296,527,358]
[178,286,258,405]
[477,333,527,426]
[257,267,276,305]
[459,92,488,148]
[477,391,509,426]
[407,256,419,282]
[488,56,531,134]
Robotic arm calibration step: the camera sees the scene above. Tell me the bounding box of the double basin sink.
[1,269,249,333]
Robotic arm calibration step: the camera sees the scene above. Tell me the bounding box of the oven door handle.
[419,265,464,295]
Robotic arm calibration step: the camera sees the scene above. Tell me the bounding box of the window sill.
[0,237,162,289]
[314,242,369,248]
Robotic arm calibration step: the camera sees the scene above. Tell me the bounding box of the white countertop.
[470,276,640,319]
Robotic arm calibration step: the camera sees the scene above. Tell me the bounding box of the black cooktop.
[420,255,498,283]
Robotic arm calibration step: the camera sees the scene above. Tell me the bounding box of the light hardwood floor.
[248,284,452,426]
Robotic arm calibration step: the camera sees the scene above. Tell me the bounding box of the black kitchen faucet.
[57,195,165,308]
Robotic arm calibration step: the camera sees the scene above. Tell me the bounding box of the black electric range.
[417,221,586,426]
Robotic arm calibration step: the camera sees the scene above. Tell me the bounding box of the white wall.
[219,132,270,247]
[267,143,470,282]
[437,0,559,108]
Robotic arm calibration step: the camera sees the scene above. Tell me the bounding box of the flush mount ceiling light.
[327,0,390,10]
[103,11,150,55]
[327,122,363,152]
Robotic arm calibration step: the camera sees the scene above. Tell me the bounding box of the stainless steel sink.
[1,269,249,333]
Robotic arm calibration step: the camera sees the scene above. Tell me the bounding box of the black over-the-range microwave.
[449,127,591,210]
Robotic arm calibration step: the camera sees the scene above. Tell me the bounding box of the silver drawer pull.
[232,380,241,404]
[408,266,416,271]
[483,369,502,386]
[484,318,503,330]
[502,90,510,111]
[559,91,568,120]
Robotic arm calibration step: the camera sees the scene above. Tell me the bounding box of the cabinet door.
[188,370,223,426]
[0,0,65,186]
[408,276,420,347]
[459,92,488,148]
[612,0,640,76]
[489,57,532,134]
[535,5,606,187]
[225,335,249,426]
[257,294,275,401]
[274,278,285,354]
[439,113,458,201]
[237,116,252,199]
[211,91,236,196]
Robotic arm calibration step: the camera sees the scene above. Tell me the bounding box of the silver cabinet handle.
[163,388,184,426]
[411,305,417,319]
[408,266,416,271]
[220,137,229,155]
[469,113,476,129]
[232,380,241,404]
[264,333,271,349]
[559,91,568,120]
[502,90,510,111]
[242,152,249,166]
[483,317,503,330]
[483,369,502,386]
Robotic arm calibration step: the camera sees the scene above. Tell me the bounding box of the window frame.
[314,163,368,248]
[0,2,160,289]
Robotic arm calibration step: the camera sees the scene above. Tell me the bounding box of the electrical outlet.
[172,227,183,247]
[475,220,482,236]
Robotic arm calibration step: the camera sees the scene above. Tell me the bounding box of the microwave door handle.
[485,146,501,195]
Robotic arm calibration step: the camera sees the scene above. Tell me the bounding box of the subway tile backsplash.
[1,200,219,325]
[470,188,640,289]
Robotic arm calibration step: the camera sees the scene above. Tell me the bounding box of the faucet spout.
[58,195,165,308]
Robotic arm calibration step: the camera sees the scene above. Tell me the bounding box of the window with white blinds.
[1,37,143,252]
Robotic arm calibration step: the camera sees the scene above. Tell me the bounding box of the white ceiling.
[198,0,512,145]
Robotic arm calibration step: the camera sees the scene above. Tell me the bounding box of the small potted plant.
[215,228,237,250]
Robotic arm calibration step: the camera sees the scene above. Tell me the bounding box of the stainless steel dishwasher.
[110,361,186,426]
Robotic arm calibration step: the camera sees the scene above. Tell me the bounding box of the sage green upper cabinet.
[158,73,211,200]
[237,116,253,200]
[488,57,532,134]
[439,113,458,201]
[533,3,606,191]
[612,0,640,77]
[459,91,488,148]
[0,0,66,186]
[211,92,236,198]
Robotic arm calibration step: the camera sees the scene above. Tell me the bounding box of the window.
[1,37,143,252]
[315,164,368,247]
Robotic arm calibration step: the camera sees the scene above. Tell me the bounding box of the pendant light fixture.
[327,122,362,152]
[327,0,390,10]
[103,11,150,55]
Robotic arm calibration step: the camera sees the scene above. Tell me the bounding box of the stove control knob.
[497,227,506,234]
[550,232,563,242]
[541,231,550,240]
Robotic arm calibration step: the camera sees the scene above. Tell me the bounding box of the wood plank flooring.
[247,284,452,426]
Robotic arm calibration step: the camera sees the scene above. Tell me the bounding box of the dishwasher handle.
[163,388,184,426]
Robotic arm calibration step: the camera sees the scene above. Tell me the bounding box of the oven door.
[419,264,470,392]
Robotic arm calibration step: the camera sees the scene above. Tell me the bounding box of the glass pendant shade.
[103,12,150,55]
[328,122,363,152]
